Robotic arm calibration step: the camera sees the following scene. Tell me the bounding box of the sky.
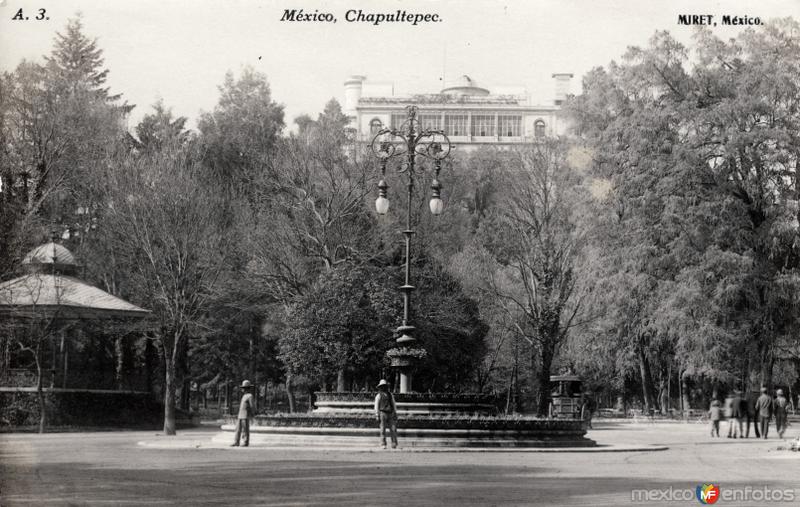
[1,0,798,133]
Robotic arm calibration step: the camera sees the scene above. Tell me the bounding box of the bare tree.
[476,140,590,415]
[0,268,72,433]
[100,145,236,434]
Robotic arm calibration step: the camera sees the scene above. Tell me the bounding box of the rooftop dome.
[22,242,77,275]
[441,75,490,96]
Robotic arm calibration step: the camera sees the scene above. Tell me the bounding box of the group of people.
[708,387,791,439]
[229,378,400,449]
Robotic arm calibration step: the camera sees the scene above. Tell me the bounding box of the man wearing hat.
[232,380,255,447]
[755,386,773,439]
[774,389,788,438]
[374,379,398,449]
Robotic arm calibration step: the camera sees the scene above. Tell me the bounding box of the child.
[709,398,721,437]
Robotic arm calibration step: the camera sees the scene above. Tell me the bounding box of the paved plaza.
[1,421,798,506]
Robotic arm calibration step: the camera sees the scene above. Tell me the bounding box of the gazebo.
[0,241,150,389]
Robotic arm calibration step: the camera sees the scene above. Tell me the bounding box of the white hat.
[377,379,388,388]
[241,380,252,388]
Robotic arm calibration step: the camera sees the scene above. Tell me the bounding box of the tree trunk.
[536,343,554,417]
[115,335,125,390]
[505,364,515,415]
[759,347,774,390]
[249,324,256,381]
[286,374,296,413]
[637,341,656,414]
[177,340,189,410]
[336,369,346,393]
[181,378,191,411]
[659,382,669,416]
[163,358,176,435]
[144,336,154,394]
[681,370,691,418]
[35,344,45,434]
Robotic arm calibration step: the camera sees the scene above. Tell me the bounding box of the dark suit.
[755,393,772,439]
[745,392,760,438]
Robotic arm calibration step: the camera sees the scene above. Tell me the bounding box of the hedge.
[0,390,194,430]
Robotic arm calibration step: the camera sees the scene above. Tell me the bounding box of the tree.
[566,21,800,409]
[474,141,589,415]
[279,264,396,388]
[198,67,284,189]
[1,307,62,433]
[100,146,238,434]
[0,17,130,277]
[45,17,126,104]
[246,99,377,393]
[409,256,489,392]
[278,254,488,393]
[135,100,189,152]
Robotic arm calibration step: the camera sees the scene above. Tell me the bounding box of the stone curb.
[136,439,667,453]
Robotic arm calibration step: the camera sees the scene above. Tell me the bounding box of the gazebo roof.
[21,242,78,275]
[0,274,150,319]
[0,243,149,319]
[23,242,77,266]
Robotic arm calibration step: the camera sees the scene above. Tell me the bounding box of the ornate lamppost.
[370,105,452,393]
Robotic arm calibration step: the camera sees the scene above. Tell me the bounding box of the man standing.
[374,379,398,449]
[755,386,773,439]
[709,398,722,437]
[774,389,788,438]
[724,393,735,438]
[583,390,596,430]
[731,390,744,438]
[231,380,255,447]
[746,390,760,438]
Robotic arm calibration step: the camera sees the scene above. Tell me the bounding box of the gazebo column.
[60,328,69,389]
[50,332,57,388]
[144,335,155,394]
[115,334,127,390]
[1,334,10,381]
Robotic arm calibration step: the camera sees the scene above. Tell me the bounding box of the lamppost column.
[398,122,417,393]
[371,105,451,395]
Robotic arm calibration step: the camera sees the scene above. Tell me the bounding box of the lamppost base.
[386,347,427,393]
[399,372,411,394]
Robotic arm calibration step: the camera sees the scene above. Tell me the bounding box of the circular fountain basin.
[216,392,594,448]
[313,392,497,416]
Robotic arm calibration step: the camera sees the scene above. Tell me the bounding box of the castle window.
[390,113,406,129]
[369,118,383,136]
[419,113,442,131]
[499,115,522,137]
[471,115,496,137]
[444,114,469,136]
[534,120,546,138]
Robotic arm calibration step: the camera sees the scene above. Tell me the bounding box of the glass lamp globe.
[375,196,390,215]
[429,197,444,215]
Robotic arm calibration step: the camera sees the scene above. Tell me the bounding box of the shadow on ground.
[3,458,795,506]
